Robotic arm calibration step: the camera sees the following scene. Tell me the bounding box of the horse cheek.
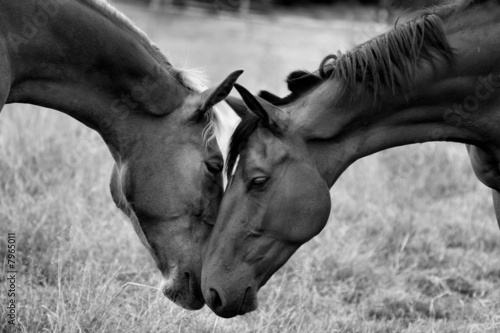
[275,171,331,244]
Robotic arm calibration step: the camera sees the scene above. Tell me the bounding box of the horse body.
[1,0,243,310]
[202,0,500,317]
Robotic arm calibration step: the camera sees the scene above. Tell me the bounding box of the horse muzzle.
[203,283,258,318]
[161,268,205,310]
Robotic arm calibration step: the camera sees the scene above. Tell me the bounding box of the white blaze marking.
[232,155,240,177]
[212,102,241,189]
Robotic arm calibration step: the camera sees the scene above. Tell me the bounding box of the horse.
[0,0,245,310]
[201,0,500,318]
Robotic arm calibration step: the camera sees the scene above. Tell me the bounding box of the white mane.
[180,68,241,188]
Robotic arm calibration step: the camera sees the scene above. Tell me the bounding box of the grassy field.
[1,3,500,332]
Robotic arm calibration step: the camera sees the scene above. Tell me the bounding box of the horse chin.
[161,272,205,310]
[162,286,205,310]
[175,294,205,311]
[238,286,258,315]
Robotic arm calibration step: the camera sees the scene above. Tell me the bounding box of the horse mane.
[259,1,494,107]
[288,0,496,105]
[82,0,172,68]
[320,13,454,103]
[83,0,223,143]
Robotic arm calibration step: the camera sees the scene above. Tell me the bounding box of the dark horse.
[1,0,244,310]
[202,0,500,317]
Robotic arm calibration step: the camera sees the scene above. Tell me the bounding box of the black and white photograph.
[1,0,500,331]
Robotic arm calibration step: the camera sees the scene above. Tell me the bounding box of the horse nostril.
[209,288,223,309]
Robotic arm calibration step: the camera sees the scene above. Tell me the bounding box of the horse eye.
[250,177,269,188]
[205,161,223,174]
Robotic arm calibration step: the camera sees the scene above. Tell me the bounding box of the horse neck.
[3,0,187,156]
[296,5,500,187]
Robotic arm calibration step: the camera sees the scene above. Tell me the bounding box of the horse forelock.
[179,68,241,187]
[226,104,289,179]
[213,101,241,187]
[226,114,260,178]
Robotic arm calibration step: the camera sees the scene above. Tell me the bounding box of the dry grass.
[1,3,500,332]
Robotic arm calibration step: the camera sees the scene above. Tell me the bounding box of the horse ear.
[200,69,244,113]
[234,83,283,131]
[286,70,322,93]
[225,96,252,118]
[258,90,285,105]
